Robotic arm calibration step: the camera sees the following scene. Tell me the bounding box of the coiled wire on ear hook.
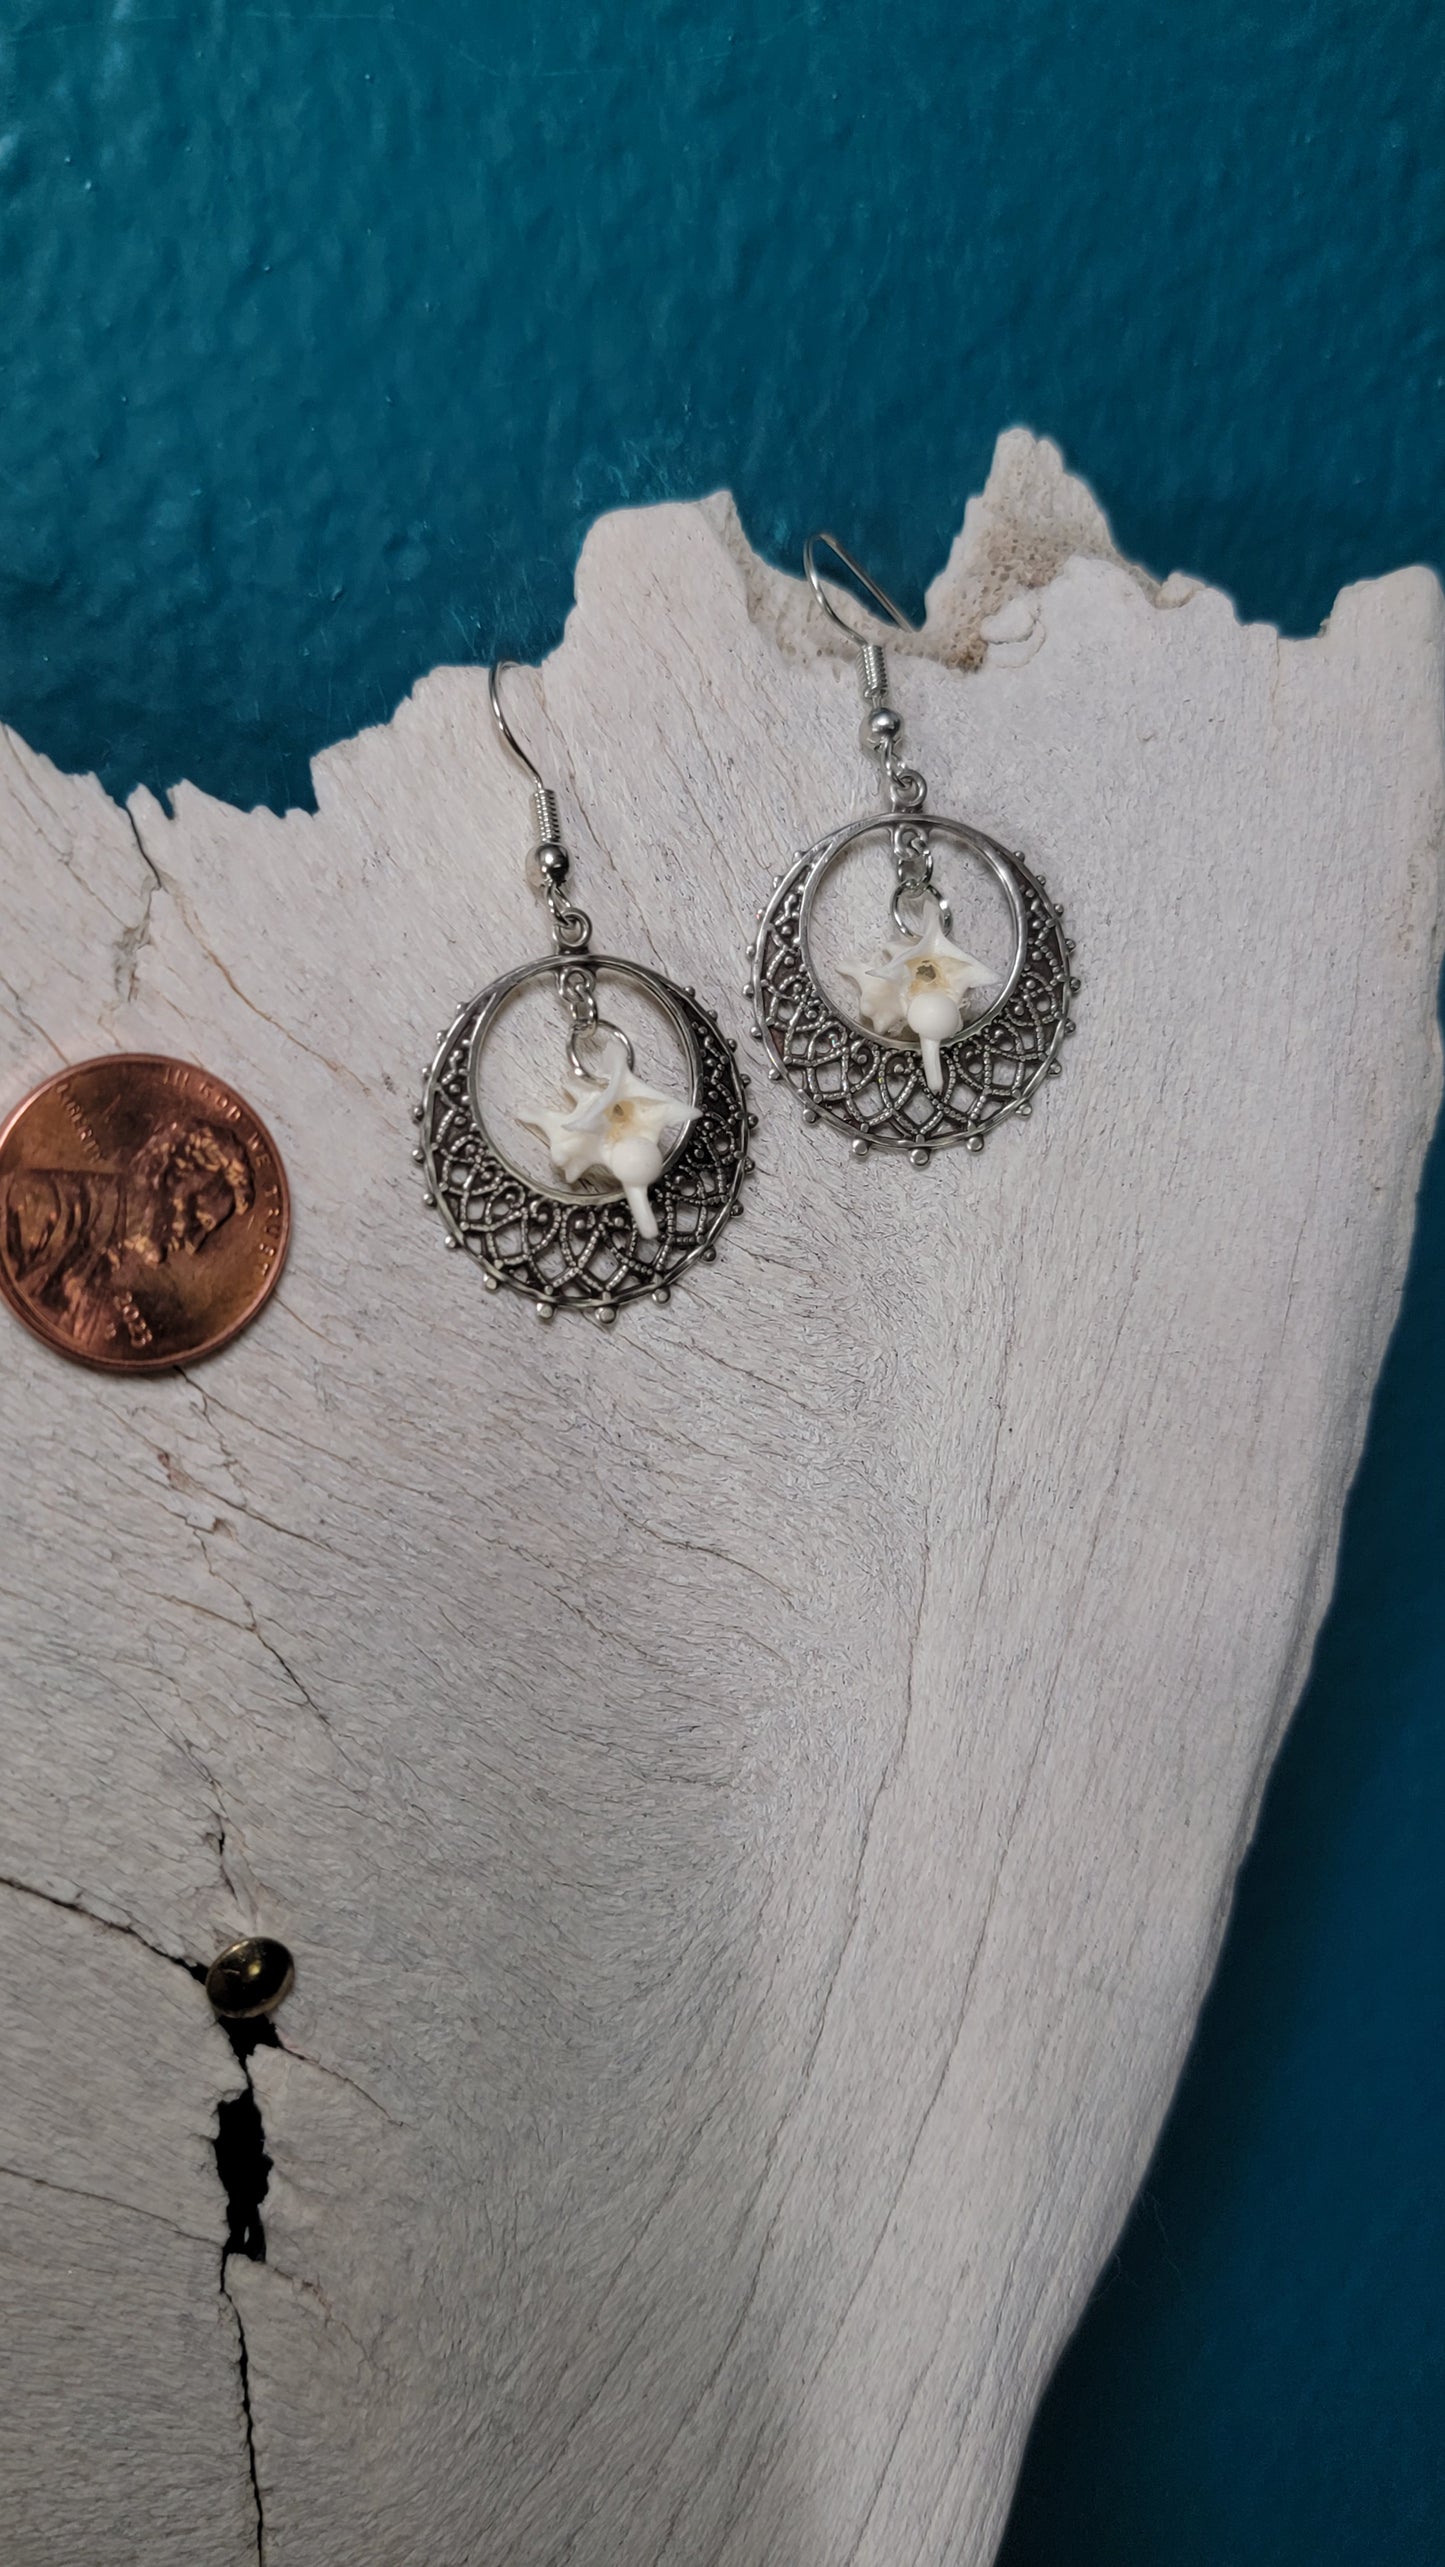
[803,531,919,708]
[803,534,927,810]
[488,661,593,954]
[488,660,563,852]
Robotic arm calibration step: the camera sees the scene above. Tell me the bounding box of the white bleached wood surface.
[1,433,1442,2566]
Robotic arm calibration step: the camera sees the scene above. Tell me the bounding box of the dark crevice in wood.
[214,2014,277,2560]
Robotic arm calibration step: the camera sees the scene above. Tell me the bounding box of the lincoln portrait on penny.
[1,1117,255,1355]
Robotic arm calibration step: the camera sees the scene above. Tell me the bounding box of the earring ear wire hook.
[488,659,547,793]
[489,659,567,856]
[802,532,918,644]
[803,532,923,735]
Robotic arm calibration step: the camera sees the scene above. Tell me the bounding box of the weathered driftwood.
[1,434,1441,2565]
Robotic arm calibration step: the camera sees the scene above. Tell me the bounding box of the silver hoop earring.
[748,534,1078,1165]
[415,664,753,1324]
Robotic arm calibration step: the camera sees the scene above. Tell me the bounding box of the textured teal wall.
[3,2,1443,2556]
[4,1,1443,811]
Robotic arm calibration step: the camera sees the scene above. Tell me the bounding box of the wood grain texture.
[1,434,1441,2566]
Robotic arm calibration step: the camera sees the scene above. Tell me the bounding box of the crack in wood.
[0,1873,273,2558]
[215,2015,277,2564]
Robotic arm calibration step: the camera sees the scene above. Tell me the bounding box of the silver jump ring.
[890,878,954,938]
[558,964,597,1023]
[566,1017,637,1082]
[886,761,927,812]
[551,902,592,952]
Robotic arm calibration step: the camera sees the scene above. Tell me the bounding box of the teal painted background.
[3,1,1443,2554]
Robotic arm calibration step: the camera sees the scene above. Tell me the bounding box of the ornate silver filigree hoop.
[749,533,1080,1165]
[417,955,751,1321]
[413,664,753,1324]
[751,813,1075,1160]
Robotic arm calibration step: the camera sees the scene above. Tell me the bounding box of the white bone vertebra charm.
[840,910,996,1093]
[523,1048,696,1240]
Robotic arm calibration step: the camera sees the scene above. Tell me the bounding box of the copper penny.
[0,1055,290,1372]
